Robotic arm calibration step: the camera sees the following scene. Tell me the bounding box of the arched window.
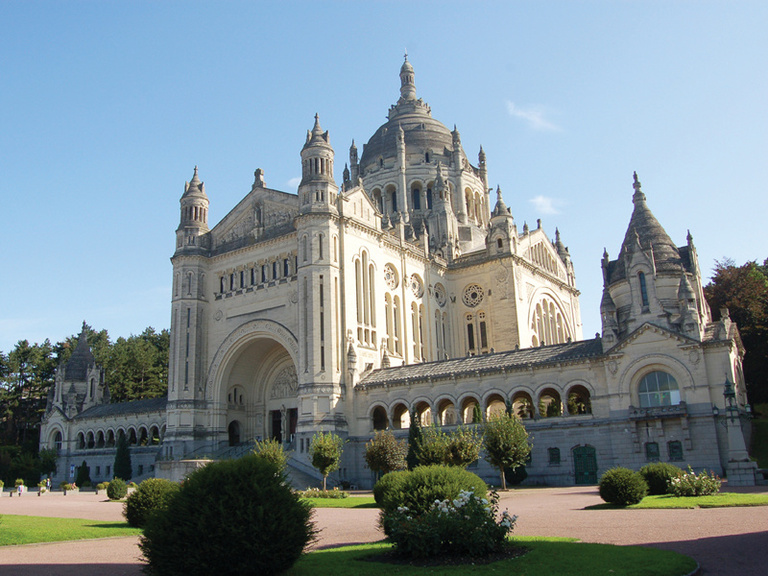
[393,296,402,354]
[52,431,63,451]
[411,185,421,210]
[638,371,681,407]
[531,296,570,347]
[372,406,388,430]
[638,272,649,308]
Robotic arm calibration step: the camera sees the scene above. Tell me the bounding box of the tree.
[406,409,422,470]
[114,432,132,480]
[472,402,483,424]
[414,425,483,468]
[364,430,407,477]
[483,413,532,490]
[75,460,91,486]
[253,438,288,474]
[704,258,768,404]
[309,432,344,491]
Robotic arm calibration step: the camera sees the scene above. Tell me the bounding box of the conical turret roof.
[607,173,683,283]
[63,322,95,381]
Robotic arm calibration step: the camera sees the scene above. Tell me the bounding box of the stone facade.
[39,57,755,487]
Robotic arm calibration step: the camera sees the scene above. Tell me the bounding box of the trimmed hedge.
[106,478,128,500]
[639,462,684,495]
[140,455,315,576]
[124,478,180,528]
[374,465,487,516]
[598,467,648,506]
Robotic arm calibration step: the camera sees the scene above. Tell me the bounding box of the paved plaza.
[0,485,766,575]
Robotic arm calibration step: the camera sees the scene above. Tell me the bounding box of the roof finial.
[404,49,408,61]
[632,171,646,203]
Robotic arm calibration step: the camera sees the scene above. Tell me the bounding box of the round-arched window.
[638,371,681,407]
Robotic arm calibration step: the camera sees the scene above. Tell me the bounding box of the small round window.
[462,284,484,307]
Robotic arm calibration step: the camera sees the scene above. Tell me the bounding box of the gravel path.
[0,485,766,575]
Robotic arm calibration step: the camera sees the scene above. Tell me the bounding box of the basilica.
[40,58,756,488]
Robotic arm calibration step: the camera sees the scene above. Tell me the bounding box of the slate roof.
[606,178,690,284]
[360,338,604,388]
[74,397,167,420]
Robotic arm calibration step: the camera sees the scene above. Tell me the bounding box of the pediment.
[605,322,698,355]
[343,185,381,228]
[212,187,298,249]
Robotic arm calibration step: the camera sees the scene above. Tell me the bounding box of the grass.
[287,538,698,576]
[303,496,378,508]
[0,515,142,546]
[630,492,768,509]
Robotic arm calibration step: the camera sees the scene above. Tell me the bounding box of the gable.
[343,185,381,229]
[604,322,698,355]
[211,187,298,252]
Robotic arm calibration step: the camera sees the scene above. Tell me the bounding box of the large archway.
[215,329,299,450]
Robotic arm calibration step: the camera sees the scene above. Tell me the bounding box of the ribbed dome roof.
[359,57,456,172]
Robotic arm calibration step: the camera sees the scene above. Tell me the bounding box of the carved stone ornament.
[409,274,424,297]
[688,350,701,365]
[289,290,298,304]
[384,264,398,289]
[270,365,298,399]
[462,283,484,307]
[608,360,619,375]
[434,283,447,307]
[214,310,223,321]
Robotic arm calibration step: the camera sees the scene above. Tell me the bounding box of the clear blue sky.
[1,1,766,353]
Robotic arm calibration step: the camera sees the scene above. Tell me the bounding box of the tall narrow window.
[318,233,324,260]
[639,272,649,308]
[319,276,325,371]
[393,296,402,354]
[385,294,394,353]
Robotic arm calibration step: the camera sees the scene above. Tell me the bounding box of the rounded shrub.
[375,464,487,516]
[124,478,180,528]
[639,462,684,495]
[598,467,648,506]
[106,478,128,500]
[140,455,315,576]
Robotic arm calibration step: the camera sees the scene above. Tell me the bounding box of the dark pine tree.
[113,432,132,481]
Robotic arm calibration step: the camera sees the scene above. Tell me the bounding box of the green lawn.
[0,515,142,546]
[630,492,768,509]
[303,496,378,508]
[287,538,697,576]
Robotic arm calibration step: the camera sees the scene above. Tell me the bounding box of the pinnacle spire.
[632,171,646,204]
[399,53,416,101]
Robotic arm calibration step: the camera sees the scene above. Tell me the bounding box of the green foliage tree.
[0,339,56,449]
[252,438,288,474]
[472,402,483,423]
[75,460,91,486]
[406,409,422,470]
[309,432,344,491]
[364,430,407,477]
[704,258,768,404]
[414,425,483,468]
[114,432,132,481]
[483,413,532,490]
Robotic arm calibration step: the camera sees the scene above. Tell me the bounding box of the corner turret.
[176,166,210,255]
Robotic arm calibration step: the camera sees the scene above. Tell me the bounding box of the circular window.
[384,264,398,289]
[434,283,446,307]
[462,283,484,307]
[409,274,424,297]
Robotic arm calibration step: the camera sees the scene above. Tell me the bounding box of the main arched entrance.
[213,323,299,450]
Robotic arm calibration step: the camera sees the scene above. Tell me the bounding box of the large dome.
[359,57,457,174]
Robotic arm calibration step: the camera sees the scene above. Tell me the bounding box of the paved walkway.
[0,485,766,575]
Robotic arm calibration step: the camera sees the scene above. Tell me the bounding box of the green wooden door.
[573,445,598,485]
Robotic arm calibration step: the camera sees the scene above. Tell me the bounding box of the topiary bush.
[375,465,487,517]
[124,478,180,528]
[639,462,684,495]
[107,478,128,500]
[598,467,648,506]
[140,455,315,576]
